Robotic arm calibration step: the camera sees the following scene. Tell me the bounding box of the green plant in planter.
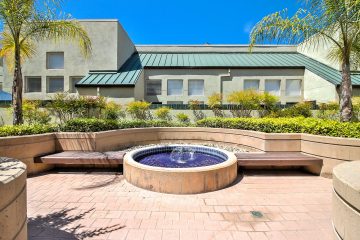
[176,113,190,123]
[103,101,125,120]
[155,107,172,121]
[189,100,206,120]
[258,92,279,117]
[22,100,51,125]
[317,101,340,120]
[208,93,224,117]
[227,90,261,117]
[353,97,360,121]
[126,101,152,120]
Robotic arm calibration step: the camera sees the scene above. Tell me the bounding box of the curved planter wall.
[0,158,27,240]
[0,127,359,175]
[333,161,360,240]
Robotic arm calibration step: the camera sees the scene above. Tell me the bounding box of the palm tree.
[250,0,360,122]
[0,0,92,125]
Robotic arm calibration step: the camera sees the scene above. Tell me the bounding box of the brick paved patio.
[27,170,333,240]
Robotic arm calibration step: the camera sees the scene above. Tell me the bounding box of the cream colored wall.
[134,71,145,100]
[99,87,135,103]
[144,68,304,104]
[77,87,98,97]
[2,20,135,100]
[303,69,338,103]
[297,35,340,70]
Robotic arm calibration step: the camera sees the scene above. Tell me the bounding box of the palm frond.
[0,31,36,71]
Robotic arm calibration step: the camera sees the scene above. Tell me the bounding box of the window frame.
[243,79,260,91]
[188,79,205,96]
[25,76,42,93]
[46,52,64,70]
[286,79,302,97]
[265,79,281,96]
[47,76,64,93]
[167,79,183,96]
[146,79,162,96]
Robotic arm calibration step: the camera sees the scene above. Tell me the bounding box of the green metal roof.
[77,52,360,86]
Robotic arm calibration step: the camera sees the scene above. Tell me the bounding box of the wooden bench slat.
[36,151,125,165]
[235,152,322,167]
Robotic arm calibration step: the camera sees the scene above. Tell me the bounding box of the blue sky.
[62,0,302,44]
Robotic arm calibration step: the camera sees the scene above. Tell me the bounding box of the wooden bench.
[235,152,322,167]
[35,151,322,169]
[35,151,125,165]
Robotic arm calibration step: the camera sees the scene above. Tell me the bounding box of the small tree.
[126,101,151,120]
[258,92,279,117]
[208,93,224,117]
[103,101,125,120]
[227,90,261,117]
[188,100,206,121]
[22,100,51,125]
[250,0,360,121]
[176,113,190,123]
[154,107,172,121]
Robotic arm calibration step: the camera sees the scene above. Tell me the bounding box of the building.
[2,19,360,105]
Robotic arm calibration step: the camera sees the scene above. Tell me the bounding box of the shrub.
[188,100,206,120]
[154,107,172,121]
[353,97,360,121]
[316,101,339,120]
[207,93,224,117]
[271,102,313,118]
[0,124,57,137]
[176,113,190,123]
[46,93,106,123]
[103,102,125,120]
[196,117,360,138]
[23,100,51,125]
[258,92,279,117]
[126,101,151,120]
[227,90,261,117]
[61,118,188,132]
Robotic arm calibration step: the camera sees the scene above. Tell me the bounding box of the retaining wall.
[0,158,27,240]
[0,128,359,176]
[332,161,360,240]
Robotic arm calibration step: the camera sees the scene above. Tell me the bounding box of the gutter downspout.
[220,69,232,103]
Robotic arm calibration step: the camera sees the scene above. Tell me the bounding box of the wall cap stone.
[333,161,360,211]
[0,157,27,185]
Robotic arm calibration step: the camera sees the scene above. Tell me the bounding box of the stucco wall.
[2,20,136,100]
[303,69,338,103]
[144,68,305,104]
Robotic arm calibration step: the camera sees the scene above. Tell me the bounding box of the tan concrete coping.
[333,161,360,211]
[0,158,27,240]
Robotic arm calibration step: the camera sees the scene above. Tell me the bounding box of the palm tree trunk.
[340,57,353,122]
[12,45,23,125]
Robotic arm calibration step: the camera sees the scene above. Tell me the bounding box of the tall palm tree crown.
[250,0,360,122]
[0,0,92,125]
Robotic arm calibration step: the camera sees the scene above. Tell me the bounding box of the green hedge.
[60,118,190,132]
[0,124,57,137]
[1,117,360,138]
[196,117,360,138]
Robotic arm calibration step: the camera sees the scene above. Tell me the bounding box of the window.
[47,77,64,93]
[70,76,83,93]
[286,79,302,96]
[47,52,64,69]
[146,80,162,96]
[244,79,260,91]
[188,80,204,96]
[167,79,183,96]
[265,80,281,96]
[25,77,41,92]
[167,101,183,104]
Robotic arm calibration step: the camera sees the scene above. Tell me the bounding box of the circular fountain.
[124,145,238,194]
